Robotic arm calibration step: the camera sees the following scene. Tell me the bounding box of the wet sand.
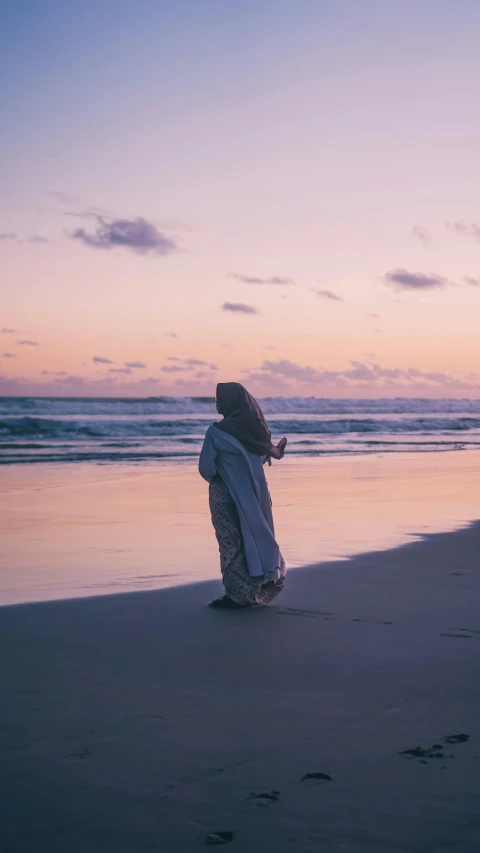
[1,522,480,852]
[2,449,480,605]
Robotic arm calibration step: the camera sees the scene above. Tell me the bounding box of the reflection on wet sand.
[1,450,479,605]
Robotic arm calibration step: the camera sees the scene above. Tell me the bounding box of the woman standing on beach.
[199,382,287,609]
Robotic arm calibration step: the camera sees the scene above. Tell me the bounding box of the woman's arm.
[198,427,218,482]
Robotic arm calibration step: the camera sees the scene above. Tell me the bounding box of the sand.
[1,522,480,852]
[3,450,480,605]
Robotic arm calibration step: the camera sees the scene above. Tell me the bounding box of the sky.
[1,0,480,398]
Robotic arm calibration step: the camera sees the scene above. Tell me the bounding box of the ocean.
[2,396,480,465]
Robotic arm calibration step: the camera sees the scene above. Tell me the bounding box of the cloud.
[368,313,381,318]
[258,359,325,383]
[222,302,260,315]
[448,221,480,244]
[164,332,179,338]
[0,372,218,398]
[25,235,49,244]
[5,356,475,398]
[53,375,85,386]
[71,216,177,255]
[48,190,75,204]
[186,358,217,369]
[2,353,15,358]
[42,370,67,376]
[93,356,113,364]
[311,287,344,302]
[242,358,475,391]
[464,276,480,286]
[66,205,114,220]
[124,361,146,369]
[239,370,292,390]
[384,268,449,290]
[412,225,433,246]
[16,339,39,346]
[161,364,187,373]
[108,367,132,374]
[2,328,16,333]
[161,357,218,373]
[230,273,294,286]
[0,232,49,244]
[168,356,217,369]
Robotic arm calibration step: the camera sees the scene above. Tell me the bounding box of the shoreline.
[1,522,480,851]
[0,514,477,613]
[2,450,480,606]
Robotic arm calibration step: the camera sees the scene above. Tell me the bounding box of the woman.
[199,382,287,609]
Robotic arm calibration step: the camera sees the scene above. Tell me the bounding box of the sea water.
[2,396,480,465]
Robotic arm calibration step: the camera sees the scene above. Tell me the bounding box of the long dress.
[199,425,286,605]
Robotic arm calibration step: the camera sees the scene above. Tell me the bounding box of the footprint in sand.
[274,607,331,619]
[247,790,280,804]
[205,831,236,845]
[350,618,393,625]
[442,633,472,639]
[301,772,333,782]
[441,628,480,639]
[400,745,445,759]
[443,733,470,744]
[400,733,470,763]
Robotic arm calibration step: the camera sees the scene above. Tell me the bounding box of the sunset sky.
[2,0,480,398]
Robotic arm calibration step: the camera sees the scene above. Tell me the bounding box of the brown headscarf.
[213,382,287,462]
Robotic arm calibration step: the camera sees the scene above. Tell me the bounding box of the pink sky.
[2,0,480,398]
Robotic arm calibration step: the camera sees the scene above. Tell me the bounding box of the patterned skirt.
[209,476,286,606]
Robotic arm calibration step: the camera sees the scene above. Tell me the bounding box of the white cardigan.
[199,425,281,579]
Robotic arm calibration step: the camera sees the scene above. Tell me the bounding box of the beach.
[2,399,480,850]
[4,0,480,846]
[1,521,480,852]
[2,450,480,605]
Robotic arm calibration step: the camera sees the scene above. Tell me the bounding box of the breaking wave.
[1,396,480,464]
[2,395,480,417]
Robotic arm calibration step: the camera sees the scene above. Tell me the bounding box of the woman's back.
[198,382,286,608]
[199,425,274,530]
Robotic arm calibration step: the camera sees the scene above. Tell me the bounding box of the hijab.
[213,382,286,462]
